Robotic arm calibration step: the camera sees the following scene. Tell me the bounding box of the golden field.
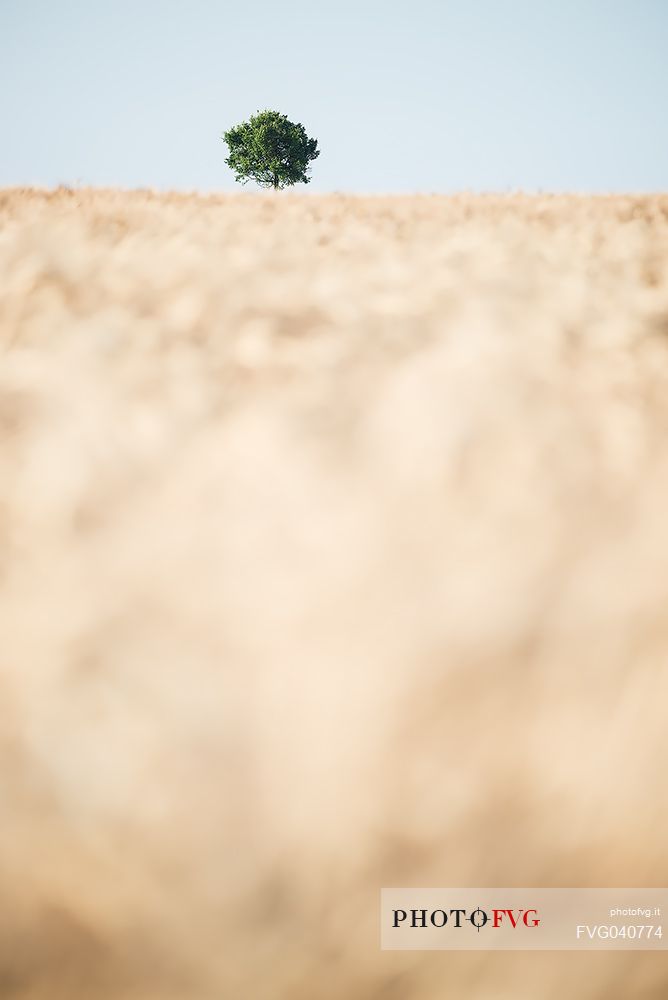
[1,187,668,998]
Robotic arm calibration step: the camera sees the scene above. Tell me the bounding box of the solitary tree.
[222,110,319,190]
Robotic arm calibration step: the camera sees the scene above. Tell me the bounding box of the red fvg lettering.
[492,909,540,928]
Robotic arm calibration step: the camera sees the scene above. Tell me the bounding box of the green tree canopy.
[222,110,320,190]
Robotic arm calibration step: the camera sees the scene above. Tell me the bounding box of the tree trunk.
[273,173,279,191]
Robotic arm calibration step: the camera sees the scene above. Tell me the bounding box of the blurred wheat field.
[1,187,668,999]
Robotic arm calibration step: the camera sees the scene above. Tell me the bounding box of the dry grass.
[1,187,668,999]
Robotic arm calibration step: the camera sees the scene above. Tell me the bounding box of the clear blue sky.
[1,0,666,192]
